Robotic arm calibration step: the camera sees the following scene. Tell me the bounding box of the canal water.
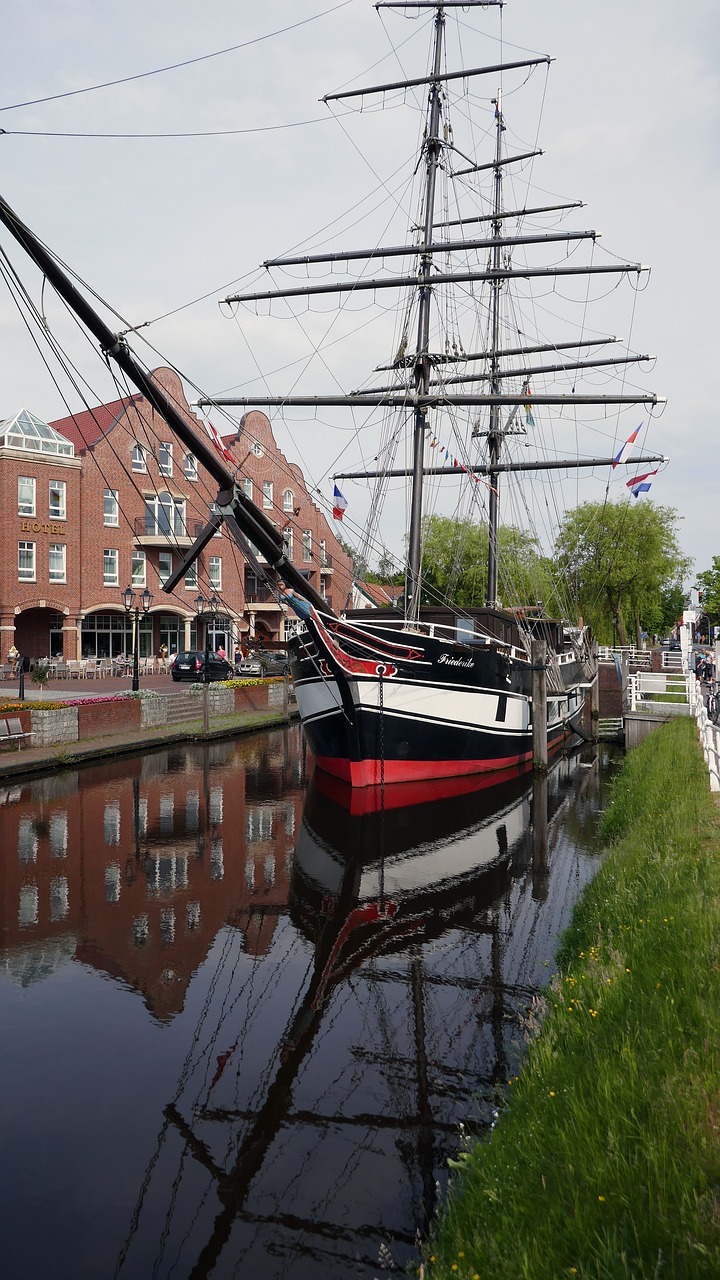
[0,728,614,1279]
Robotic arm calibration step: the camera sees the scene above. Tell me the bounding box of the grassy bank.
[423,717,720,1279]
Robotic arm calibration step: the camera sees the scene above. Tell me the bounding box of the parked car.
[171,650,234,682]
[234,655,263,678]
[260,652,289,677]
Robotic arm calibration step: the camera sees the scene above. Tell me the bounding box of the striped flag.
[332,483,348,521]
[206,421,235,465]
[626,468,658,498]
[612,423,642,469]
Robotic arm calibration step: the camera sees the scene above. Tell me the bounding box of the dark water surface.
[0,728,614,1278]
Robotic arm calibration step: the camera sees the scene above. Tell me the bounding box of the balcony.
[319,553,334,572]
[133,517,205,548]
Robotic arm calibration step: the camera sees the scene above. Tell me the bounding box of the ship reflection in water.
[0,727,612,1280]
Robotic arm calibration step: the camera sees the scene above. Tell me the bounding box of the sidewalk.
[0,703,298,782]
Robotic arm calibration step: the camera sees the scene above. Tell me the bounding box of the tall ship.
[0,1,665,787]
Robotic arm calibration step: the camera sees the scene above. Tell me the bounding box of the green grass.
[422,717,720,1280]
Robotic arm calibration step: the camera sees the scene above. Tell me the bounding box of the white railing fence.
[597,645,651,667]
[628,671,692,716]
[687,673,720,792]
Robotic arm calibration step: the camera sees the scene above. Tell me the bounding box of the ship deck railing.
[340,613,530,662]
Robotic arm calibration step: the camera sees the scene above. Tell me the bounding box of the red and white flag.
[206,421,235,465]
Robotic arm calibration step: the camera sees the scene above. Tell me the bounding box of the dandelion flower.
[598,1195,605,1202]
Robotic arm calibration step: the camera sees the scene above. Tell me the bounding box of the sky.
[2,0,719,589]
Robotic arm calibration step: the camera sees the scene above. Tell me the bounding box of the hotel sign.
[20,520,66,535]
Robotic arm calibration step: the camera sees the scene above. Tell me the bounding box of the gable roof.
[49,394,141,452]
[355,580,404,607]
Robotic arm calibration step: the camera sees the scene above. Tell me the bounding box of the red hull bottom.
[315,726,575,789]
[315,749,534,788]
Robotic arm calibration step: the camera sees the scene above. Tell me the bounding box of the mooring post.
[531,638,548,769]
[532,772,549,900]
[621,650,629,712]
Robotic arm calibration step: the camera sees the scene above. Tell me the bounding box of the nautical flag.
[626,468,658,498]
[523,382,535,427]
[612,423,642,469]
[332,483,348,521]
[206,421,235,465]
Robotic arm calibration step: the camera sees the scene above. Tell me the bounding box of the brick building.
[0,733,305,1020]
[0,367,353,664]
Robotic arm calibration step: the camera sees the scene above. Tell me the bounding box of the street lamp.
[122,586,154,692]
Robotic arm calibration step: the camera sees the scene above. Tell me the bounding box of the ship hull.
[290,608,587,787]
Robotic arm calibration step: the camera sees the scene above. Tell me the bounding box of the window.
[283,488,294,513]
[159,552,172,587]
[158,442,173,476]
[320,539,327,565]
[283,526,293,560]
[131,549,146,587]
[18,541,36,582]
[49,543,66,583]
[241,478,252,501]
[18,476,36,517]
[49,479,66,520]
[104,489,119,526]
[132,442,147,472]
[263,480,273,508]
[185,562,198,589]
[184,452,198,481]
[103,548,119,586]
[104,802,120,846]
[50,813,68,858]
[144,492,186,536]
[50,877,70,922]
[209,501,223,536]
[302,530,312,563]
[209,556,222,589]
[18,817,37,863]
[104,865,121,905]
[251,441,263,458]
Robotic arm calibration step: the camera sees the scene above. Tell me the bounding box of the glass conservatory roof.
[0,408,74,457]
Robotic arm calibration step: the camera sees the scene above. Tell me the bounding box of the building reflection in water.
[0,730,608,1280]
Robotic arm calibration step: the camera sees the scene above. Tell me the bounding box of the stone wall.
[30,706,78,745]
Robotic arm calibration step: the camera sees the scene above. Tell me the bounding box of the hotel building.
[0,367,353,664]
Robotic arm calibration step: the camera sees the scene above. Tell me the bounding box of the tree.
[336,537,368,581]
[554,500,691,646]
[419,515,556,609]
[696,557,720,623]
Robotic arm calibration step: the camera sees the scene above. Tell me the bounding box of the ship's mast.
[485,89,505,608]
[406,4,446,620]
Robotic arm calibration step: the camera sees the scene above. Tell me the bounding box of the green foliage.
[419,515,555,609]
[696,555,720,621]
[336,537,368,581]
[424,718,720,1279]
[554,499,691,645]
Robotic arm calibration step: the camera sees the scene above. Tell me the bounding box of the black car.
[171,650,234,682]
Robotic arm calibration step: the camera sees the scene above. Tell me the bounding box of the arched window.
[283,489,294,512]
